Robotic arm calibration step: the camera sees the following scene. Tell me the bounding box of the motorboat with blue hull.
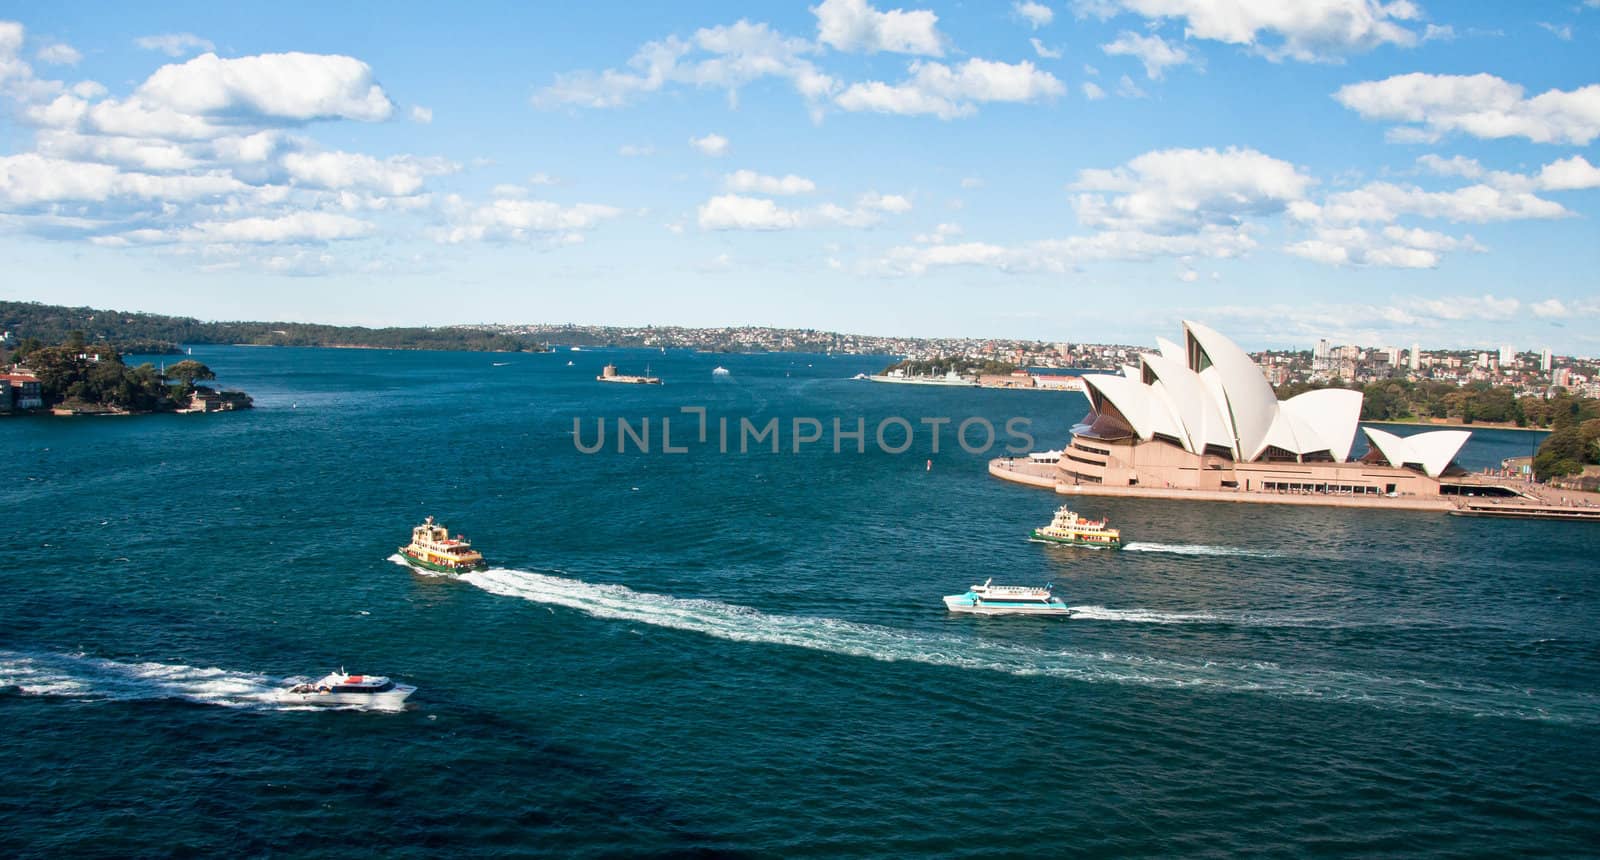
[943,579,1074,616]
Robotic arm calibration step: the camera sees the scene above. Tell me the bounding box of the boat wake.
[1121,541,1283,558]
[0,651,396,711]
[460,568,1598,724]
[1063,605,1325,627]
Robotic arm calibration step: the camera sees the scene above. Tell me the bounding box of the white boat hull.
[274,684,416,709]
[942,595,1074,616]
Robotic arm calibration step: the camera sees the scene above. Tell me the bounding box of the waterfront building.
[1058,322,1474,498]
[1,372,43,409]
[1409,343,1421,372]
[1542,348,1553,373]
[1499,344,1515,366]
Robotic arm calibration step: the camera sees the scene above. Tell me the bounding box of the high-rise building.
[1409,342,1421,371]
[1499,344,1515,366]
[1541,348,1553,373]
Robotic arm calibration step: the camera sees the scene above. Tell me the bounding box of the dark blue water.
[3,347,1596,857]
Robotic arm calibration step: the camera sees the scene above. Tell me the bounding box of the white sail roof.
[1072,321,1428,466]
[1361,427,1470,478]
[1139,352,1235,454]
[1082,372,1186,443]
[1280,389,1363,462]
[1183,320,1280,460]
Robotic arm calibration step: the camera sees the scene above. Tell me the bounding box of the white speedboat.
[276,670,417,708]
[943,579,1074,616]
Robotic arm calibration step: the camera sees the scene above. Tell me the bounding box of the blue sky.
[0,1,1596,352]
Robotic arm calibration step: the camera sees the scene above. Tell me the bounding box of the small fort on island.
[993,321,1600,522]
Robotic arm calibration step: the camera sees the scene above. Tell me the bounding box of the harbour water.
[2,347,1596,856]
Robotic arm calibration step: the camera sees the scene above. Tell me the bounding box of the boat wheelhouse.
[943,579,1074,616]
[400,516,488,574]
[1031,506,1122,549]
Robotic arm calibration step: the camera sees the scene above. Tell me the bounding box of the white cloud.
[1076,0,1422,62]
[1537,22,1573,40]
[834,58,1065,118]
[112,212,375,245]
[618,144,655,157]
[913,222,963,243]
[880,225,1259,274]
[492,184,527,198]
[190,212,374,243]
[434,195,623,243]
[813,0,946,55]
[1531,299,1569,318]
[1307,181,1571,224]
[0,152,250,206]
[1334,73,1600,145]
[698,194,802,230]
[960,176,984,188]
[1535,155,1600,191]
[1070,146,1315,233]
[528,172,559,185]
[858,190,912,212]
[1083,81,1107,100]
[1416,153,1483,179]
[1284,224,1485,269]
[1015,2,1055,29]
[690,132,730,156]
[409,105,432,123]
[35,43,80,66]
[724,169,816,195]
[1416,153,1600,192]
[281,150,457,196]
[1101,31,1193,79]
[133,52,394,125]
[1030,38,1063,59]
[1115,74,1146,98]
[537,21,834,110]
[697,191,912,230]
[134,34,215,58]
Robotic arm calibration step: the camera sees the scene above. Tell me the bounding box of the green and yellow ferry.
[1031,505,1122,549]
[400,516,488,573]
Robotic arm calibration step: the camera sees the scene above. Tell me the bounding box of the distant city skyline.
[0,2,1596,351]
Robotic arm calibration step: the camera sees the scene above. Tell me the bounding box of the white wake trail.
[0,651,282,707]
[1121,541,1283,558]
[458,568,1599,724]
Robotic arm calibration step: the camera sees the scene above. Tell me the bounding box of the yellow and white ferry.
[1031,505,1122,549]
[399,516,488,573]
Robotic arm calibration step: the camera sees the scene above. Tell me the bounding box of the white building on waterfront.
[1059,322,1473,497]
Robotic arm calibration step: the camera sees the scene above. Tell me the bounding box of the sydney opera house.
[1058,321,1474,498]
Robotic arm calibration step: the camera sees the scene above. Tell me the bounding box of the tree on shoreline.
[164,359,216,392]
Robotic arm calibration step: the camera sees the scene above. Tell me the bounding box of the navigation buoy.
[926,459,932,471]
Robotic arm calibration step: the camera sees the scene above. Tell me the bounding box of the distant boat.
[566,360,574,366]
[944,579,1073,616]
[399,516,488,574]
[712,366,730,378]
[570,346,582,352]
[1031,506,1122,549]
[492,361,510,367]
[866,369,978,387]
